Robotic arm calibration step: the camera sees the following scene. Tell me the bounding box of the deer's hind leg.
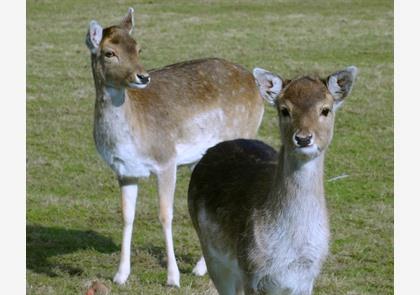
[192,255,208,276]
[204,247,244,295]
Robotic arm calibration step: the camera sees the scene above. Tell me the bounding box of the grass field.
[27,0,393,294]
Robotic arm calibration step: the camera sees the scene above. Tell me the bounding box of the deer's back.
[128,57,262,127]
[188,139,277,250]
[126,58,264,167]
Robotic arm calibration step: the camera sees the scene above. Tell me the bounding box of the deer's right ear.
[253,68,283,105]
[120,7,135,34]
[86,21,103,54]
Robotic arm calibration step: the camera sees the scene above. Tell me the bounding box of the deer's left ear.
[326,66,358,110]
[120,7,135,34]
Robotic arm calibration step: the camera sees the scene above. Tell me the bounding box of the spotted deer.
[188,66,358,294]
[85,8,265,287]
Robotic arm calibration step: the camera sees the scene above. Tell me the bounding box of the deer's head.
[254,66,357,160]
[85,8,150,90]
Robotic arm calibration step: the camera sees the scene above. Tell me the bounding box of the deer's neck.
[265,147,326,218]
[91,57,128,109]
[90,57,139,147]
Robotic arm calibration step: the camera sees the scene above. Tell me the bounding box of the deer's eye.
[138,48,142,54]
[280,107,290,117]
[321,107,330,117]
[104,51,116,58]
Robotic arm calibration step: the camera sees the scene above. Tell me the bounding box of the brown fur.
[129,58,261,163]
[96,26,146,89]
[86,9,265,286]
[93,57,263,166]
[188,67,357,294]
[276,76,336,154]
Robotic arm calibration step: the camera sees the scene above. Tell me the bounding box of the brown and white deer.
[188,66,358,294]
[85,8,265,287]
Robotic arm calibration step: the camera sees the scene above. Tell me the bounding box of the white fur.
[113,184,138,284]
[175,109,225,165]
[94,90,157,178]
[192,256,207,276]
[156,164,180,287]
[250,197,328,294]
[162,220,180,287]
[294,144,321,160]
[252,158,328,294]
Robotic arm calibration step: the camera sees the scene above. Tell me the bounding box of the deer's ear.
[120,7,135,34]
[253,68,283,105]
[86,21,103,54]
[326,66,358,110]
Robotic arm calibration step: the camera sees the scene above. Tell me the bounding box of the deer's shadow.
[27,224,118,277]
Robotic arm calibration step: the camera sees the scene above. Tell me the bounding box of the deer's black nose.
[137,74,150,84]
[295,134,313,147]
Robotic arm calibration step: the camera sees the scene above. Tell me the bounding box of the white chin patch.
[128,82,149,89]
[295,145,320,157]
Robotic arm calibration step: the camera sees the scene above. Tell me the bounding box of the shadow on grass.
[142,244,197,274]
[27,224,118,277]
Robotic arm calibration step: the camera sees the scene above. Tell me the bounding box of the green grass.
[27,0,393,294]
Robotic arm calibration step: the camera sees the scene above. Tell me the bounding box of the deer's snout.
[137,73,150,84]
[293,132,314,148]
[128,70,150,89]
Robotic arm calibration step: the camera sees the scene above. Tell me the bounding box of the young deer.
[188,66,358,294]
[85,8,265,287]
